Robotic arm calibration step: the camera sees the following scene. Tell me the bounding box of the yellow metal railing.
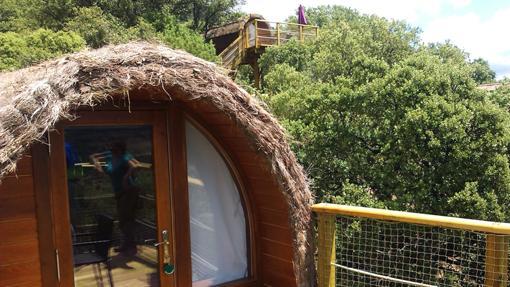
[253,19,318,48]
[313,203,510,287]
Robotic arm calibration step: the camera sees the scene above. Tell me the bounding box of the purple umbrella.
[298,5,308,25]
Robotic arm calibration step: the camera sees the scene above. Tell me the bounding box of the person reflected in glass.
[90,142,141,256]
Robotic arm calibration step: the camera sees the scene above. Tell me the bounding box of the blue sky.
[241,0,510,79]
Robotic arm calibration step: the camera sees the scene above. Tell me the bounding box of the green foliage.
[0,29,85,70]
[0,0,220,68]
[72,0,242,30]
[45,0,78,28]
[0,0,18,31]
[65,7,132,48]
[0,0,229,65]
[324,182,385,208]
[89,0,155,27]
[471,58,496,84]
[260,5,508,221]
[259,40,314,76]
[0,0,33,32]
[448,182,505,221]
[168,0,243,32]
[0,32,26,70]
[426,42,496,85]
[260,7,420,88]
[157,13,218,62]
[0,0,241,31]
[63,6,217,59]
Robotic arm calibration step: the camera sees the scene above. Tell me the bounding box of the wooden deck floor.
[74,245,159,287]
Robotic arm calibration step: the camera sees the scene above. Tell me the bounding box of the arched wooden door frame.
[34,101,257,287]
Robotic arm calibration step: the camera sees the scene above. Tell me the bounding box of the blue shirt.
[104,153,135,196]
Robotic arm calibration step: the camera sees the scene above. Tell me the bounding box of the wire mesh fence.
[336,216,509,286]
[314,204,510,287]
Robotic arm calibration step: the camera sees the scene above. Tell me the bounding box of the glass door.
[50,111,175,287]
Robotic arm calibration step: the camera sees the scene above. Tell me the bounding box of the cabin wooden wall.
[0,101,300,287]
[186,101,298,287]
[0,153,43,287]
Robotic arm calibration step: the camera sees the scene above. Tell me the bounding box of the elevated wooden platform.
[206,14,318,87]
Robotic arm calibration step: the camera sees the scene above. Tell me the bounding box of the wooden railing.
[216,20,318,71]
[253,19,318,48]
[313,203,510,287]
[219,35,243,69]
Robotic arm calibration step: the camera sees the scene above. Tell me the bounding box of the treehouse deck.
[206,14,318,86]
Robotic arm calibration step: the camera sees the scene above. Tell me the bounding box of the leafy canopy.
[0,29,85,70]
[0,0,229,70]
[257,5,509,221]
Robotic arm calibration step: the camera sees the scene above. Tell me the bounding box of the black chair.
[73,214,114,287]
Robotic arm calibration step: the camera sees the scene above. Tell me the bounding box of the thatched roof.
[205,14,264,39]
[0,42,313,286]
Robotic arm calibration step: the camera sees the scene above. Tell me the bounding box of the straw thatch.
[0,42,313,286]
[205,13,264,39]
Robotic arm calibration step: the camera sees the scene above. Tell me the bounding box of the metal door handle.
[156,229,174,275]
[153,230,170,246]
[153,241,168,247]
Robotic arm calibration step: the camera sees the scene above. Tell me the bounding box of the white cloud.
[422,8,510,78]
[449,0,471,8]
[315,0,442,23]
[241,0,469,23]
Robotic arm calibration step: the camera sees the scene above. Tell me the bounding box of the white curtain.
[185,121,248,286]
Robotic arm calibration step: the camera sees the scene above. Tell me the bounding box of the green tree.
[0,28,85,70]
[32,0,77,30]
[65,6,133,48]
[0,32,27,70]
[471,58,496,84]
[426,42,496,84]
[169,0,244,33]
[158,13,218,61]
[259,5,510,222]
[0,0,41,32]
[62,6,217,61]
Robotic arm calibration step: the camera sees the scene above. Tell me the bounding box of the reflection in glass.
[186,121,248,286]
[65,126,159,286]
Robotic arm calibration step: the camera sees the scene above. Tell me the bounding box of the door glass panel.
[64,126,159,287]
[185,121,248,286]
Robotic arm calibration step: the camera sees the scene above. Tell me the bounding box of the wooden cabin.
[0,43,313,287]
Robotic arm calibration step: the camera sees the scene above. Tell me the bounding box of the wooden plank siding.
[185,100,297,287]
[0,155,43,287]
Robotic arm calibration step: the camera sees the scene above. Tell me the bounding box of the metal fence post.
[317,213,336,287]
[485,234,509,287]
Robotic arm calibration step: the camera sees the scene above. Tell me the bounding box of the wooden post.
[276,23,281,45]
[244,26,249,49]
[299,25,304,42]
[485,234,508,287]
[251,61,260,89]
[317,213,336,287]
[236,36,242,66]
[254,19,259,48]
